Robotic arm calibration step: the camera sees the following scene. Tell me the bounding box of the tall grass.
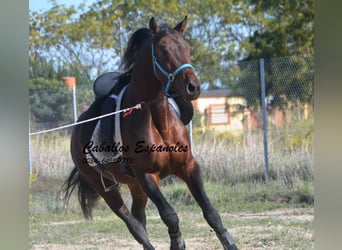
[30,131,74,179]
[30,130,313,184]
[192,130,313,185]
[29,119,314,215]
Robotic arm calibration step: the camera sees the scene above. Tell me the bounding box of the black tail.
[61,167,99,220]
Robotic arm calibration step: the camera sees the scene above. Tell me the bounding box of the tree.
[241,0,314,60]
[29,1,120,83]
[29,56,95,130]
[29,0,314,89]
[232,0,314,108]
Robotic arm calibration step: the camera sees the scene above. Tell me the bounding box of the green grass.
[30,211,313,249]
[160,178,313,212]
[29,178,313,249]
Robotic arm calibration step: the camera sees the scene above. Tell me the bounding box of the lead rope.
[29,103,143,136]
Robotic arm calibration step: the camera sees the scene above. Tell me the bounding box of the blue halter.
[152,43,195,97]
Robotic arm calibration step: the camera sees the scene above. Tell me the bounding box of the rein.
[151,44,195,98]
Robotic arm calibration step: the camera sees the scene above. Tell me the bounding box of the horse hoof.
[143,244,155,250]
[216,229,238,250]
[170,239,185,250]
[228,244,238,250]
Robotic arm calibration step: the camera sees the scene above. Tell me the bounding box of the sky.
[29,0,93,12]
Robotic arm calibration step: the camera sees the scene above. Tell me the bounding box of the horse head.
[149,16,201,101]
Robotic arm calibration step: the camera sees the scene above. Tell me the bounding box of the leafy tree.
[29,1,258,85]
[29,0,314,90]
[241,0,314,60]
[266,55,314,106]
[233,0,314,107]
[29,1,118,83]
[29,56,95,130]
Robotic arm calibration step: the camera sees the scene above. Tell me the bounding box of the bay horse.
[62,16,238,250]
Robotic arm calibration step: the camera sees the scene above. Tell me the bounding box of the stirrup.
[100,168,119,192]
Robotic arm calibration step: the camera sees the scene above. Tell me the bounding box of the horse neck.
[128,43,175,132]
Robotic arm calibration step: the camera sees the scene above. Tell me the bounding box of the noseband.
[152,44,195,97]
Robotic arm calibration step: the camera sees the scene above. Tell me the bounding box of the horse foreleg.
[140,173,185,250]
[179,161,238,250]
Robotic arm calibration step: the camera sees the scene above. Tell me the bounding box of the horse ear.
[149,17,158,34]
[174,16,188,33]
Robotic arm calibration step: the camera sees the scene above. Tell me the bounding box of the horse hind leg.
[128,183,148,229]
[179,161,238,250]
[129,183,154,250]
[87,176,155,250]
[63,167,155,250]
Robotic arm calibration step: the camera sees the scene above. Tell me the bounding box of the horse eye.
[158,47,169,61]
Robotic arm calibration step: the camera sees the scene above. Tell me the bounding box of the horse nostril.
[186,83,196,94]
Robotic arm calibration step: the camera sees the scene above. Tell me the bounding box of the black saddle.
[93,71,123,100]
[93,71,127,144]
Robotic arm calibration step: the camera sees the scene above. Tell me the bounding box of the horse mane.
[117,23,178,85]
[114,28,153,87]
[120,28,154,72]
[121,23,175,72]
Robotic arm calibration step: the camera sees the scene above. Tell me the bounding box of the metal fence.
[29,54,314,179]
[193,54,313,179]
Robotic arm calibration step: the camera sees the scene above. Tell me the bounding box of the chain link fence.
[191,54,313,182]
[194,54,313,129]
[29,85,95,132]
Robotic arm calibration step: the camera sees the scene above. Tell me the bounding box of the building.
[192,89,248,135]
[192,89,313,135]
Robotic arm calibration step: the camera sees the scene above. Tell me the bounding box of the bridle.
[151,43,195,98]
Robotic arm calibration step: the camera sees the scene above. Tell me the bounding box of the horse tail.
[61,167,99,220]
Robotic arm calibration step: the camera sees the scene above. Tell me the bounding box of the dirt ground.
[31,207,313,250]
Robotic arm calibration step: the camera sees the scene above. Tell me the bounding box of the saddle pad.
[85,85,128,167]
[85,85,182,167]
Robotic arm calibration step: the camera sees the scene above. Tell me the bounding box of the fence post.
[259,58,270,181]
[63,77,77,123]
[72,84,77,123]
[29,120,33,175]
[189,120,193,154]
